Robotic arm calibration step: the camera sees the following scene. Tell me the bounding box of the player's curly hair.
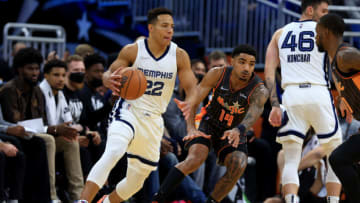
[13,47,43,71]
[232,44,257,60]
[318,13,345,37]
[84,53,106,70]
[43,59,67,74]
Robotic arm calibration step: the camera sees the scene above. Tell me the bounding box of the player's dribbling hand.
[339,97,353,123]
[183,129,211,141]
[222,129,242,148]
[174,98,191,120]
[269,106,282,127]
[107,68,123,96]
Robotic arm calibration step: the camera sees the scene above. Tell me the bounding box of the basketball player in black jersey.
[316,14,360,203]
[153,45,269,203]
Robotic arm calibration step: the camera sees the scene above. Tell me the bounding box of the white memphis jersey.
[127,38,177,114]
[278,20,328,88]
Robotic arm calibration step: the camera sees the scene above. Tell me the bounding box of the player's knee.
[115,169,151,200]
[103,147,125,163]
[182,154,206,173]
[225,151,247,179]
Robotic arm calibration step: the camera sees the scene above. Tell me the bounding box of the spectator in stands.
[39,59,84,202]
[0,47,54,202]
[207,50,228,71]
[246,128,278,202]
[0,137,25,203]
[0,42,25,84]
[79,54,113,138]
[75,44,95,58]
[191,59,206,78]
[63,55,104,178]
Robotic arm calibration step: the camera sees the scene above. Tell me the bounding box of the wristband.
[237,124,246,135]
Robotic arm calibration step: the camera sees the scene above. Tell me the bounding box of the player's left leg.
[210,150,247,202]
[103,162,153,203]
[319,137,342,203]
[308,87,342,203]
[329,134,360,203]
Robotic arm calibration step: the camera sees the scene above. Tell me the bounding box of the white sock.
[103,196,110,203]
[7,200,18,203]
[327,196,339,203]
[284,194,299,203]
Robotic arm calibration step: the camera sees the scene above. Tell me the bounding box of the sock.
[7,201,18,203]
[153,167,185,202]
[327,196,339,203]
[206,196,218,203]
[284,194,299,203]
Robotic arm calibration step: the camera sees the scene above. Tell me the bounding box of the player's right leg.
[280,140,302,203]
[80,120,134,202]
[276,86,312,203]
[153,138,210,203]
[276,106,308,202]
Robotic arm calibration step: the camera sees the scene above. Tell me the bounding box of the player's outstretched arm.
[222,84,269,148]
[265,29,282,127]
[102,43,137,96]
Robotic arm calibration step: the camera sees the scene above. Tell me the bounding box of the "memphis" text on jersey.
[287,53,311,63]
[138,67,173,79]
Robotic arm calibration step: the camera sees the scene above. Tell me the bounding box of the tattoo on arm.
[241,85,269,131]
[265,76,279,107]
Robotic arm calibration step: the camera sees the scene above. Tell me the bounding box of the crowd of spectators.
[0,40,357,203]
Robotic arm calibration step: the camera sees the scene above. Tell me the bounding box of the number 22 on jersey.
[145,80,164,96]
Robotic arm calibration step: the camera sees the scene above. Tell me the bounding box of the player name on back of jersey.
[287,53,311,63]
[138,67,174,79]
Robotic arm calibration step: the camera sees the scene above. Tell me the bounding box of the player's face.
[315,24,326,52]
[149,14,174,46]
[45,67,66,91]
[20,63,40,86]
[232,53,256,82]
[86,63,105,88]
[312,2,329,21]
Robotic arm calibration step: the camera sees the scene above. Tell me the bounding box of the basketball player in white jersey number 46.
[77,8,197,203]
[264,1,342,203]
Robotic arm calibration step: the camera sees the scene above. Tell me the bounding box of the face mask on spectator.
[90,78,103,88]
[69,72,85,83]
[195,73,204,83]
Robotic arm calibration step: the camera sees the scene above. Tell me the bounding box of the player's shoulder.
[122,42,138,54]
[119,42,138,63]
[250,80,269,101]
[176,47,190,59]
[208,66,226,76]
[272,28,284,42]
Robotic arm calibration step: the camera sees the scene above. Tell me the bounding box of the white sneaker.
[51,200,62,203]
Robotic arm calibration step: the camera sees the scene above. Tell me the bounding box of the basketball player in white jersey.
[264,1,342,203]
[77,8,197,203]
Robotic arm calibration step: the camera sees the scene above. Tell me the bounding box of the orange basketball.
[119,67,147,100]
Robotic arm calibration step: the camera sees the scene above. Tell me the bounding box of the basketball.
[118,67,147,100]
